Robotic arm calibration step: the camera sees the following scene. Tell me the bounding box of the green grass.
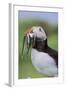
[18,19,58,79]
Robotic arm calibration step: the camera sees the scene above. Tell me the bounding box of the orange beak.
[24,27,32,36]
[22,27,33,58]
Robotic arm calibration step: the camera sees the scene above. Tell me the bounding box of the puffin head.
[22,26,47,55]
[25,26,47,39]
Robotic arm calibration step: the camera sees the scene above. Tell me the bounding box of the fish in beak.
[22,27,35,57]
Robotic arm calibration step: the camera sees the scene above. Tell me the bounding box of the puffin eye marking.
[39,28,42,32]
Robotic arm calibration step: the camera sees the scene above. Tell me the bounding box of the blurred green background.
[18,12,58,79]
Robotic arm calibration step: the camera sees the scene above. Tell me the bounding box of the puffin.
[22,26,58,77]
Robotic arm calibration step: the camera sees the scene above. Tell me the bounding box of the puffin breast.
[31,49,58,77]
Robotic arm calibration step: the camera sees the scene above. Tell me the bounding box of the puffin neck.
[33,38,48,52]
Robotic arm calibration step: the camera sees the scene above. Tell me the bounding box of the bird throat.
[33,38,48,52]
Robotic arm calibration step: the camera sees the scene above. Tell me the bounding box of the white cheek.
[35,32,47,40]
[43,33,47,40]
[32,27,47,40]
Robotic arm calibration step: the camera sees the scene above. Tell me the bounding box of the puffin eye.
[39,28,42,32]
